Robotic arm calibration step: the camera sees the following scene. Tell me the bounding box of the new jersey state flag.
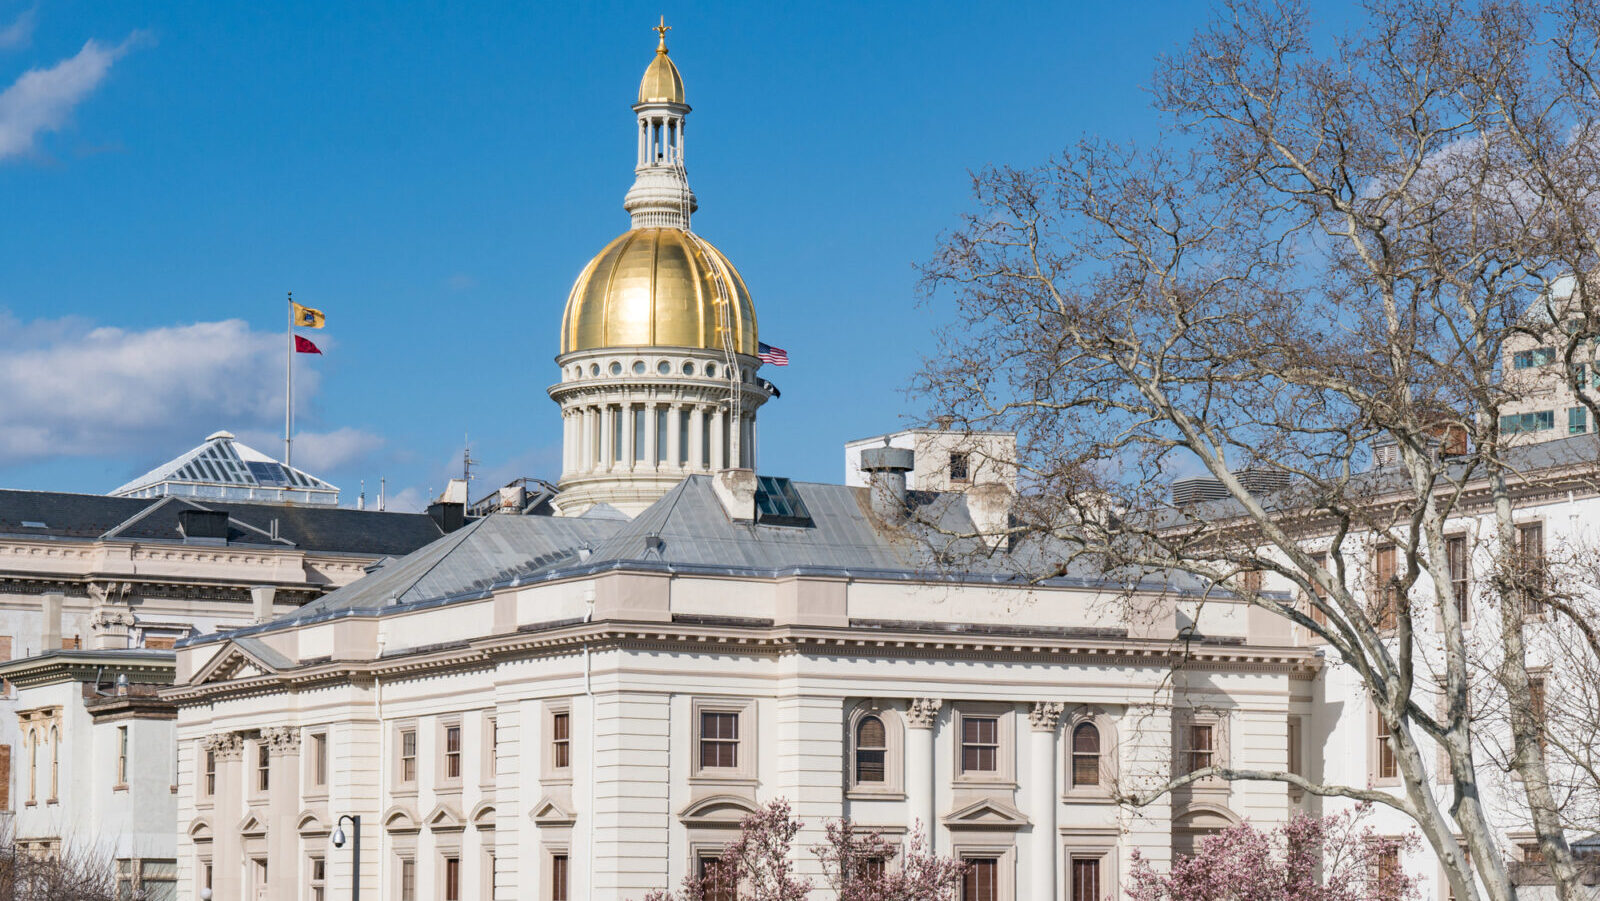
[292,301,326,329]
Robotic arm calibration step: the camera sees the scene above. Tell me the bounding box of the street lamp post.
[331,814,362,901]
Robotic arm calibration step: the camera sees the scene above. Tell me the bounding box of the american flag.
[758,342,789,366]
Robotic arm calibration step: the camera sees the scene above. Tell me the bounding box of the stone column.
[206,732,246,901]
[667,404,683,470]
[1029,702,1064,900]
[905,698,942,850]
[645,403,659,470]
[262,726,301,899]
[689,405,706,471]
[582,407,597,473]
[710,409,726,470]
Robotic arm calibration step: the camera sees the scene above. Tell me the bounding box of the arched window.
[855,716,887,783]
[1072,722,1101,787]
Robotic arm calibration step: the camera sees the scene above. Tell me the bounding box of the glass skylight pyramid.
[110,431,340,506]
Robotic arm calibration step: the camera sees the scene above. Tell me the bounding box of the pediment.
[191,642,281,685]
[677,793,760,826]
[941,797,1031,830]
[297,809,329,835]
[469,801,497,829]
[426,802,465,832]
[238,810,268,836]
[187,817,213,840]
[383,804,420,833]
[530,796,576,827]
[1174,803,1240,832]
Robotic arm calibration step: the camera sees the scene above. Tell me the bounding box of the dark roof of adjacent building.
[0,489,443,557]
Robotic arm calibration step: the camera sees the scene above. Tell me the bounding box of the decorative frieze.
[906,697,942,728]
[1028,701,1065,732]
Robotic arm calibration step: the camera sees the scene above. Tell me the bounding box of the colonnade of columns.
[638,114,685,167]
[561,401,754,477]
[902,698,1067,896]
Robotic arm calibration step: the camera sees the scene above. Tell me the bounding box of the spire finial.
[654,15,670,52]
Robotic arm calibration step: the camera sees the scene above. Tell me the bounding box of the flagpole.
[285,291,293,468]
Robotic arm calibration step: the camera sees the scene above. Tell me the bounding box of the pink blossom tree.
[1126,808,1419,901]
[813,820,966,901]
[637,802,966,901]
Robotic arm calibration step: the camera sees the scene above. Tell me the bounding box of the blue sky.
[0,0,1354,510]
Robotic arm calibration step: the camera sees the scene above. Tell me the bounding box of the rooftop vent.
[754,476,813,527]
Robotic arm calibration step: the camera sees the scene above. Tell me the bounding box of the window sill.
[46,798,58,806]
[689,772,758,787]
[953,775,1017,789]
[1061,789,1114,805]
[542,771,573,786]
[391,786,419,799]
[113,784,129,793]
[846,786,906,801]
[305,789,329,801]
[23,801,35,808]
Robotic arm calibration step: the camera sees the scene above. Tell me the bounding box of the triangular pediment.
[677,794,760,826]
[530,796,576,827]
[192,642,281,685]
[941,797,1031,830]
[426,802,465,832]
[238,810,268,836]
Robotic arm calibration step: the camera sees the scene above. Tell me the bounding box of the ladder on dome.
[674,156,744,471]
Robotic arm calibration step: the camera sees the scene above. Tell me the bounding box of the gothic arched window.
[855,716,887,783]
[1072,722,1101,787]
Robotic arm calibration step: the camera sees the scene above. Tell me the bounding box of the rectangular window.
[1287,716,1303,777]
[400,728,417,784]
[1240,569,1263,595]
[656,409,669,464]
[1070,856,1101,901]
[1522,843,1545,864]
[1517,522,1547,616]
[699,855,735,901]
[1185,723,1214,774]
[1378,846,1402,884]
[1514,346,1556,369]
[444,855,461,901]
[949,452,970,482]
[552,711,570,770]
[400,858,417,901]
[1514,349,1536,369]
[611,406,623,463]
[633,406,646,461]
[117,726,128,785]
[552,853,570,901]
[1308,552,1330,628]
[962,857,998,901]
[144,635,177,650]
[1574,362,1589,388]
[700,711,739,769]
[310,856,326,901]
[679,410,691,465]
[701,415,712,468]
[487,716,497,779]
[444,724,462,780]
[1373,545,1399,630]
[256,742,270,791]
[1529,673,1547,751]
[1446,535,1469,626]
[204,748,216,797]
[960,715,999,773]
[312,733,327,788]
[1570,406,1588,434]
[1376,711,1397,780]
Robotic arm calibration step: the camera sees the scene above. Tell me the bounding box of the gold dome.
[561,228,758,355]
[638,45,685,105]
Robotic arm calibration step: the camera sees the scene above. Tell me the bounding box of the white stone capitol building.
[168,26,1316,901]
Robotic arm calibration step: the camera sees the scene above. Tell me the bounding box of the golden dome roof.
[638,30,685,105]
[561,228,758,355]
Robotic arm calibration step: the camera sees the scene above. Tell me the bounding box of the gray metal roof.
[292,513,624,616]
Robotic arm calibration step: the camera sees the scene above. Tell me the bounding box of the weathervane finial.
[654,15,671,51]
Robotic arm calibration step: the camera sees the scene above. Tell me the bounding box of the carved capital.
[261,726,301,755]
[906,697,943,729]
[204,732,245,761]
[1029,701,1065,732]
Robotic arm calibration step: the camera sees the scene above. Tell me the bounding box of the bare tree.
[917,2,1600,900]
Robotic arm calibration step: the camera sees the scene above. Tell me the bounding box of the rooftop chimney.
[712,469,757,522]
[250,586,277,624]
[860,445,915,523]
[41,591,62,652]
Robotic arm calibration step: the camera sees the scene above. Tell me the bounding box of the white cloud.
[0,8,36,50]
[236,426,385,474]
[382,487,428,513]
[0,32,140,161]
[0,313,318,468]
